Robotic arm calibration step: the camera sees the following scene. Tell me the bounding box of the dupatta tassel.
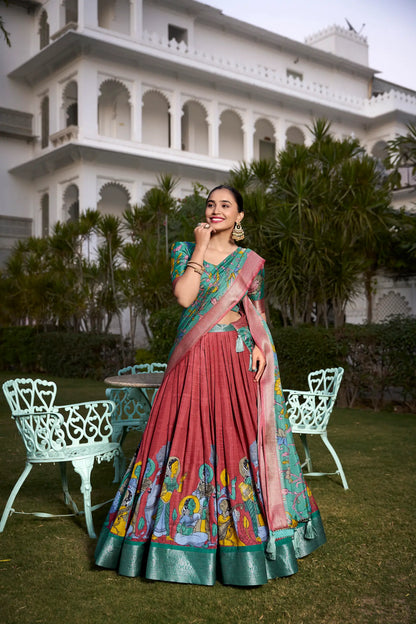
[235,334,245,353]
[304,518,317,540]
[235,327,254,370]
[265,531,279,560]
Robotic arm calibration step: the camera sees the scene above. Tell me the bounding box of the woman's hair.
[207,185,244,213]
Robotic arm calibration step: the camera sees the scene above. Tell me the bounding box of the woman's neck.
[207,231,236,252]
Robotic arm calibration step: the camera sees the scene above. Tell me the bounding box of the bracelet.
[187,261,204,275]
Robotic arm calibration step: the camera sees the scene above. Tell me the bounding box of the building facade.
[1,0,415,325]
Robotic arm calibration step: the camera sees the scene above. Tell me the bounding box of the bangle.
[188,266,203,275]
[187,261,204,275]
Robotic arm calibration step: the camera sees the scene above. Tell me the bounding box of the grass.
[0,371,414,624]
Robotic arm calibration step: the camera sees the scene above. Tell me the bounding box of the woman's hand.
[194,222,214,248]
[252,345,266,382]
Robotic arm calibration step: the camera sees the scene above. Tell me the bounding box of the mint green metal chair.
[0,378,120,538]
[284,367,348,489]
[105,362,167,481]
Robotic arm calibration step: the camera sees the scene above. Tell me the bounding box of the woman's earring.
[232,221,245,241]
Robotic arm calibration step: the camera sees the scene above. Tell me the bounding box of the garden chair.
[0,378,120,538]
[284,367,348,489]
[105,362,167,481]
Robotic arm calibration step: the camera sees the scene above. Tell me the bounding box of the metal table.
[105,372,165,389]
[104,372,166,481]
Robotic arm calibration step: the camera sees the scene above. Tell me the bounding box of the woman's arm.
[252,313,267,382]
[173,226,212,308]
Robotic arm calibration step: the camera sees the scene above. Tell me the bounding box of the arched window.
[41,193,49,237]
[63,184,79,222]
[371,140,388,162]
[286,125,305,146]
[142,91,170,147]
[254,118,276,160]
[181,101,208,154]
[98,182,130,217]
[63,81,78,127]
[65,0,78,24]
[219,110,244,160]
[39,10,50,49]
[374,291,411,322]
[41,96,49,148]
[98,80,131,140]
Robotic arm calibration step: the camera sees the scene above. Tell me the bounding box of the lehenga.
[94,242,326,586]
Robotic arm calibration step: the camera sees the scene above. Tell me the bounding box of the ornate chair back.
[1,377,120,537]
[284,367,348,489]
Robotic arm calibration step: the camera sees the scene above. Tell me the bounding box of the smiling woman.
[95,184,326,586]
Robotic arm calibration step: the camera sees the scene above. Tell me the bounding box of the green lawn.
[0,372,414,624]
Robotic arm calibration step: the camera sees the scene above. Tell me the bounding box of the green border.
[95,510,326,586]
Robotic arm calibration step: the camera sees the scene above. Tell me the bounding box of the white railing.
[141,30,416,115]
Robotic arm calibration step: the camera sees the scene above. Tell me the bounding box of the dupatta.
[167,242,299,543]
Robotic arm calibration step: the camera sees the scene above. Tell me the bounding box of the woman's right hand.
[194,222,214,248]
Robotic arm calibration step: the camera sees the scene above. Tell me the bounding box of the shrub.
[148,305,182,361]
[0,327,126,380]
[272,326,341,389]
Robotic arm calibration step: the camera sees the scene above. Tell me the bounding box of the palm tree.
[386,122,416,189]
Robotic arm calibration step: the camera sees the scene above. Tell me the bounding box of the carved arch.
[98,79,131,139]
[286,125,305,145]
[97,181,131,217]
[181,100,209,154]
[219,109,244,160]
[141,87,172,109]
[374,291,411,322]
[253,117,276,160]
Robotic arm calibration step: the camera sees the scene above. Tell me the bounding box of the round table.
[104,372,165,388]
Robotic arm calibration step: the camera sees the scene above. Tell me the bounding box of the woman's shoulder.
[171,241,195,255]
[240,246,264,263]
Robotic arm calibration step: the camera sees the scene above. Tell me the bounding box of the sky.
[203,0,416,91]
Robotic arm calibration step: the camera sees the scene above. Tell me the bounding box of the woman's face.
[205,188,243,232]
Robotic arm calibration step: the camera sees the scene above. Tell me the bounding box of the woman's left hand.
[252,345,266,382]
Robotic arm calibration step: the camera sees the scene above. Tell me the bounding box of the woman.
[95,185,326,586]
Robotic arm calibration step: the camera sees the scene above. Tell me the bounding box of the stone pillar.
[276,119,286,152]
[130,0,143,40]
[77,63,98,139]
[208,104,219,158]
[78,165,98,214]
[48,81,60,136]
[170,91,182,150]
[243,114,254,163]
[132,80,142,143]
[79,0,98,29]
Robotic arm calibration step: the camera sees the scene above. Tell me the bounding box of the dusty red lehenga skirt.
[95,317,325,586]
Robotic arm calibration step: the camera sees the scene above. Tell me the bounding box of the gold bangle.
[187,261,203,269]
[191,267,203,275]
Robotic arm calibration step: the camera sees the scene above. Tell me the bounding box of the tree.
[227,119,394,327]
[386,123,416,189]
[0,0,11,47]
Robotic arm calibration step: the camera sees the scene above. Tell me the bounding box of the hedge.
[149,310,416,411]
[0,327,128,380]
[1,315,415,411]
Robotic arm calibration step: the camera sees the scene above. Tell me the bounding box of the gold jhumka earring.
[232,221,245,241]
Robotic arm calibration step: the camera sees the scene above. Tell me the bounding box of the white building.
[1,0,415,325]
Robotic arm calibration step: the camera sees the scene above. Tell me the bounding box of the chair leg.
[320,432,349,490]
[299,433,313,472]
[0,461,33,532]
[72,456,96,538]
[59,462,80,514]
[112,426,127,483]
